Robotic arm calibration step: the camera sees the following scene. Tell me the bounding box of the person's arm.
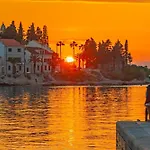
[146,90,148,98]
[145,89,148,104]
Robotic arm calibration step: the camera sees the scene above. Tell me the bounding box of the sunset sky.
[0,0,150,66]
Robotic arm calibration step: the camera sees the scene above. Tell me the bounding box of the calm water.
[0,85,147,150]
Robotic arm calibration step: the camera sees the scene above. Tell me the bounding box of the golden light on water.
[0,86,147,149]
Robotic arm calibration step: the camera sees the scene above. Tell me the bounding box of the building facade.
[0,39,25,75]
[26,40,53,74]
[0,39,54,76]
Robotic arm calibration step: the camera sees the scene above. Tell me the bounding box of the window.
[49,66,51,71]
[8,48,12,52]
[17,48,21,52]
[45,66,47,71]
[26,68,29,72]
[8,65,11,71]
[19,66,21,71]
[37,65,40,71]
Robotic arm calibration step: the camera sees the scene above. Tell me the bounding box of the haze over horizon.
[2,0,150,2]
[0,0,150,66]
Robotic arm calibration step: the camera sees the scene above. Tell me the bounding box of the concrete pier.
[116,121,150,150]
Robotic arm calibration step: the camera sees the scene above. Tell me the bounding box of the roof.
[26,47,52,55]
[27,40,54,53]
[26,47,39,55]
[0,39,24,47]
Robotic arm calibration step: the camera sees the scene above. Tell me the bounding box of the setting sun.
[65,56,75,63]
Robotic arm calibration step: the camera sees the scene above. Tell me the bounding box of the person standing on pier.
[145,85,150,121]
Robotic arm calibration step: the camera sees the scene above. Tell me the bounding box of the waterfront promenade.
[116,121,150,150]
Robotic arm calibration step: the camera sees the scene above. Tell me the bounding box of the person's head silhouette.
[147,85,150,89]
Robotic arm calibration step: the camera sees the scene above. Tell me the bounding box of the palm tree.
[56,41,65,59]
[70,41,78,58]
[8,57,21,75]
[30,53,40,74]
[56,43,58,53]
[79,44,85,52]
[78,44,85,69]
[56,41,65,72]
[51,52,59,73]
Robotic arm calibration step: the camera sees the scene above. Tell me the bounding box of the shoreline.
[43,81,148,86]
[0,80,148,86]
[0,74,149,86]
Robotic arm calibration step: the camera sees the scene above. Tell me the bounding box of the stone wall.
[116,121,150,150]
[116,131,131,150]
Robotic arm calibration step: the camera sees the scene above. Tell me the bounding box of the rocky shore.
[0,75,148,86]
[0,69,149,86]
[43,80,148,86]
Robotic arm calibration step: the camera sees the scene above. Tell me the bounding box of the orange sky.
[0,0,150,65]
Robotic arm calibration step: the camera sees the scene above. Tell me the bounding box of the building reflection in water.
[0,86,50,149]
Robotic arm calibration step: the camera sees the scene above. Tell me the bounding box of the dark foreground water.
[0,85,146,150]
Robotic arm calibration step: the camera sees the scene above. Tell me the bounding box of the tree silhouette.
[70,41,78,58]
[124,40,128,65]
[42,25,49,46]
[127,53,132,64]
[36,27,42,43]
[2,21,17,39]
[51,52,59,72]
[56,41,65,59]
[30,53,40,74]
[17,22,24,43]
[97,40,112,71]
[78,38,133,73]
[78,44,85,69]
[81,38,97,68]
[111,40,124,71]
[0,23,6,37]
[26,23,37,42]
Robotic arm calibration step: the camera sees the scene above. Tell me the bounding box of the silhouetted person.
[145,85,150,121]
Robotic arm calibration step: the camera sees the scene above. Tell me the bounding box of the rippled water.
[0,85,147,150]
